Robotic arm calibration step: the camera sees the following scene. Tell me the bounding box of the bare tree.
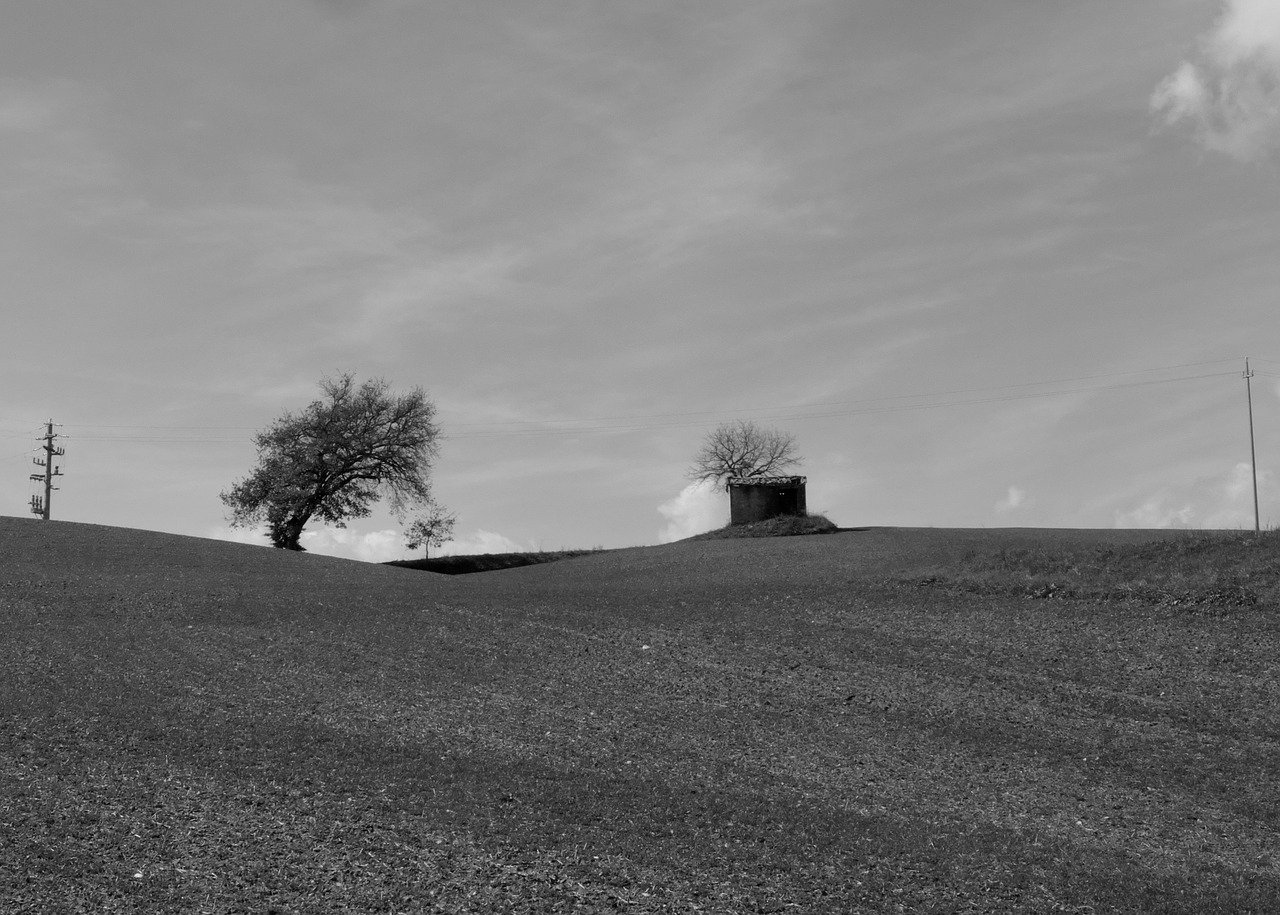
[403,500,457,559]
[221,374,440,550]
[688,420,801,491]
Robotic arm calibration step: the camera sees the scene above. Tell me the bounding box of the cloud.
[209,523,527,561]
[1152,0,1280,161]
[1113,492,1198,529]
[299,526,404,563]
[995,485,1027,514]
[1114,462,1273,529]
[210,524,402,563]
[0,79,119,198]
[307,527,532,562]
[432,529,527,557]
[657,481,724,543]
[355,246,525,338]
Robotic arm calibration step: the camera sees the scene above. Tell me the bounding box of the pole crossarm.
[30,420,64,521]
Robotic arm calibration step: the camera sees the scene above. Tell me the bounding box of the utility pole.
[29,420,64,521]
[1244,359,1260,533]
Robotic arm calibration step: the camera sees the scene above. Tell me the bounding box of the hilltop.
[2,517,1278,913]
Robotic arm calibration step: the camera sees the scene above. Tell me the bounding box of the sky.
[4,0,1280,563]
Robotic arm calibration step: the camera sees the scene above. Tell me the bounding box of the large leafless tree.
[221,374,440,550]
[688,420,801,491]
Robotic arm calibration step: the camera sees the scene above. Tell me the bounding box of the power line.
[445,368,1243,438]
[444,359,1245,431]
[10,358,1259,445]
[67,423,257,430]
[65,435,249,444]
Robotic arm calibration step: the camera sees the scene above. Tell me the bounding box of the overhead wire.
[6,358,1258,445]
[444,358,1244,431]
[0,424,50,462]
[446,365,1246,438]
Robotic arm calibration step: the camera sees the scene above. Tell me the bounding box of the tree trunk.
[282,517,307,551]
[271,515,309,551]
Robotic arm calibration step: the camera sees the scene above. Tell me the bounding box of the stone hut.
[728,476,807,525]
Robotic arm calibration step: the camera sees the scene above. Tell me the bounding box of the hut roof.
[727,475,807,487]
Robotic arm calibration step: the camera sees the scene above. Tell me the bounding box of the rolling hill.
[2,516,1277,913]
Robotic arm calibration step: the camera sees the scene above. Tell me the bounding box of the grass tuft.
[907,529,1280,611]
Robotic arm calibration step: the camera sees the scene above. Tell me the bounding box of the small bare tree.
[688,420,801,491]
[403,501,456,559]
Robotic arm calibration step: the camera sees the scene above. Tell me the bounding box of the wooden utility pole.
[29,420,63,521]
[1244,360,1260,533]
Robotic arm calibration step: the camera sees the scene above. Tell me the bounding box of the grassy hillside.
[2,518,1278,913]
[684,512,839,540]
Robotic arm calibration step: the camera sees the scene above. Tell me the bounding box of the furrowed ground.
[1,517,1278,913]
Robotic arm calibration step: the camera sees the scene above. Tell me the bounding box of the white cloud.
[211,525,402,563]
[1152,0,1280,161]
[1151,61,1211,126]
[1114,462,1273,529]
[432,529,527,557]
[657,481,724,543]
[995,485,1027,514]
[1113,491,1198,529]
[208,523,527,561]
[300,526,404,563]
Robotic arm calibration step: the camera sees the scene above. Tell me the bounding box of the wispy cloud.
[306,0,383,14]
[355,246,526,339]
[0,80,59,132]
[114,178,516,390]
[504,5,805,274]
[0,78,119,199]
[1152,0,1280,161]
[592,147,788,266]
